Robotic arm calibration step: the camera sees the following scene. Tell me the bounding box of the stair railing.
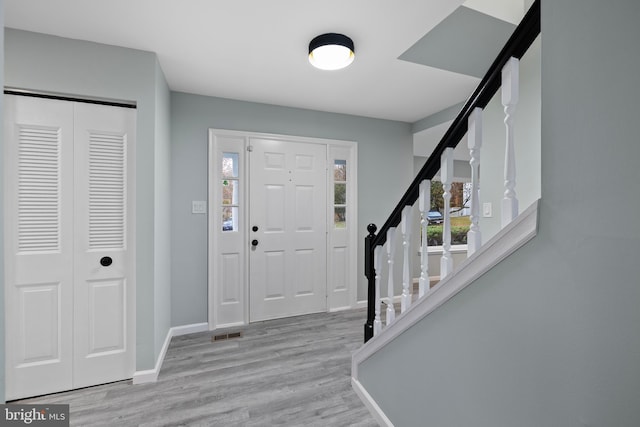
[364,0,540,342]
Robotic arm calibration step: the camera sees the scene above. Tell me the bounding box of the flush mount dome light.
[308,33,355,70]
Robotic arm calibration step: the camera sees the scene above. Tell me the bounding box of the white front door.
[4,95,135,400]
[248,138,327,321]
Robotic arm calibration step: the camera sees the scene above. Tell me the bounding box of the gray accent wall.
[4,29,172,371]
[399,6,516,78]
[0,0,5,404]
[478,36,541,241]
[153,60,172,359]
[412,101,465,133]
[358,1,640,425]
[170,92,413,326]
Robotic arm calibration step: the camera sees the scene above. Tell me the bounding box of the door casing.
[208,129,358,330]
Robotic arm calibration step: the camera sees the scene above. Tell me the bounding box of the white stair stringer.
[351,199,540,425]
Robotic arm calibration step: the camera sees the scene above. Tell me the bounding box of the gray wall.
[358,1,640,425]
[478,36,541,240]
[0,0,5,404]
[170,92,413,326]
[4,29,172,371]
[412,101,465,133]
[153,60,172,359]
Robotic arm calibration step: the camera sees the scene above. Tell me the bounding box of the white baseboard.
[351,378,394,427]
[132,322,209,384]
[133,329,171,384]
[329,305,355,313]
[171,322,209,336]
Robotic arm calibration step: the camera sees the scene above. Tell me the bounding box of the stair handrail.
[364,0,540,341]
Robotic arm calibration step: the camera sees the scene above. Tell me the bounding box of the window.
[427,180,472,246]
[222,152,239,232]
[333,160,347,229]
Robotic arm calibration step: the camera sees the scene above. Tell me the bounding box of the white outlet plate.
[192,200,207,214]
[483,202,492,217]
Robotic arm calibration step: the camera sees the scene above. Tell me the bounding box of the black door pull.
[251,240,259,247]
[100,256,113,267]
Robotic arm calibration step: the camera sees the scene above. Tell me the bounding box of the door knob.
[251,239,259,247]
[100,256,113,267]
[252,226,259,232]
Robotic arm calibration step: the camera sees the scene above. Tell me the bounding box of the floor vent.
[212,331,243,342]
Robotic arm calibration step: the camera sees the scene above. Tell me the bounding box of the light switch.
[192,200,207,214]
[483,202,492,218]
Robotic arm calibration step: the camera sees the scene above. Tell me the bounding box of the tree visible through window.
[427,180,471,246]
[334,160,347,228]
[222,152,239,232]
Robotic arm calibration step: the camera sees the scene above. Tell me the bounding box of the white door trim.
[208,129,357,330]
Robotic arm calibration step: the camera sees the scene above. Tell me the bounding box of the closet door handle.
[251,240,259,247]
[100,256,113,267]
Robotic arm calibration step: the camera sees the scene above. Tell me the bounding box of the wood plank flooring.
[13,309,378,427]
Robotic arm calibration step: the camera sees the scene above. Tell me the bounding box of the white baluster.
[418,180,430,298]
[373,245,383,335]
[467,107,483,257]
[440,147,454,279]
[400,205,413,313]
[386,227,397,325]
[502,57,519,227]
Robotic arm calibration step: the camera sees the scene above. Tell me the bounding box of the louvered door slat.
[17,126,61,253]
[88,132,126,250]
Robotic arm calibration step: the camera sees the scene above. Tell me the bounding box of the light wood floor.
[14,309,378,427]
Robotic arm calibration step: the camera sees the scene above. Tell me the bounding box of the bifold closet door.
[72,102,135,389]
[4,95,135,400]
[4,96,75,399]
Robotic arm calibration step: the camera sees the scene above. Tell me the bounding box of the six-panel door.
[249,138,327,322]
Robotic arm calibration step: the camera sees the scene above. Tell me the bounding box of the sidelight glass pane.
[334,159,347,229]
[222,206,238,232]
[334,183,346,205]
[334,160,347,181]
[334,207,346,229]
[222,152,239,178]
[222,179,239,205]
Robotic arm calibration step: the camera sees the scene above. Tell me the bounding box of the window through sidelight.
[222,152,240,232]
[334,159,347,229]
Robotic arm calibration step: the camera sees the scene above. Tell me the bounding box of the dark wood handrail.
[364,0,540,342]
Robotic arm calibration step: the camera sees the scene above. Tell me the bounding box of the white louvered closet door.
[72,102,135,389]
[4,95,135,400]
[4,96,75,399]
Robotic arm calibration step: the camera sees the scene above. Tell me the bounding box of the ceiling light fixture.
[308,33,355,71]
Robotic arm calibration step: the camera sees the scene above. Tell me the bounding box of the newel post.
[364,223,377,343]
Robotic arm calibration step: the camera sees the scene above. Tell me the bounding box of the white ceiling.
[4,0,523,124]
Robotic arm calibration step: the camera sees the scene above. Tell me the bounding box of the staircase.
[352,1,540,425]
